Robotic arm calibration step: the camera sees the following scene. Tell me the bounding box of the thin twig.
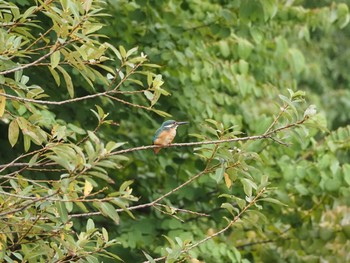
[67,165,219,219]
[154,203,209,217]
[0,191,59,217]
[143,187,266,263]
[110,117,306,156]
[104,93,151,110]
[0,40,62,75]
[264,104,289,134]
[154,205,185,223]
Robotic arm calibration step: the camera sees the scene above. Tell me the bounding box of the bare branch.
[185,187,265,251]
[154,205,185,223]
[143,187,266,263]
[264,104,289,134]
[154,203,209,217]
[104,93,151,110]
[67,165,219,219]
[110,116,306,156]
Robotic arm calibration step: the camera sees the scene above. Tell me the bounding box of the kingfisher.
[152,120,189,154]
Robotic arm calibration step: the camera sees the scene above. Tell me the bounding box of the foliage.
[1,0,350,262]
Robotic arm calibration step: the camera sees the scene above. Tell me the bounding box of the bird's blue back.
[152,120,176,143]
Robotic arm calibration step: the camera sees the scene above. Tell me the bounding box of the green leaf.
[126,46,138,58]
[90,109,100,121]
[57,66,74,98]
[86,218,95,231]
[162,235,175,248]
[143,251,156,263]
[48,67,61,86]
[95,105,106,119]
[101,251,124,261]
[48,155,74,172]
[112,198,135,219]
[104,43,122,61]
[237,38,254,59]
[174,237,183,247]
[23,134,31,152]
[28,153,39,167]
[336,3,350,28]
[144,90,154,101]
[342,225,350,239]
[127,78,144,86]
[87,171,115,184]
[143,63,161,68]
[106,141,126,152]
[215,163,226,183]
[99,202,120,224]
[221,202,239,216]
[288,48,305,75]
[241,178,253,196]
[260,197,287,206]
[147,72,153,86]
[260,0,278,21]
[278,94,298,117]
[86,255,99,263]
[151,109,172,117]
[102,227,109,242]
[84,24,103,35]
[88,130,100,144]
[219,41,230,58]
[119,180,134,192]
[119,45,127,59]
[343,164,350,186]
[57,201,68,223]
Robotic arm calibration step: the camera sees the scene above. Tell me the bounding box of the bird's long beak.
[176,121,189,125]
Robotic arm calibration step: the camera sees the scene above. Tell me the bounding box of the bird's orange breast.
[153,129,176,146]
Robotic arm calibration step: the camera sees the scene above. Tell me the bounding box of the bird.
[152,120,189,154]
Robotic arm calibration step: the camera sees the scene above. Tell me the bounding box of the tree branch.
[154,203,209,217]
[264,104,289,134]
[110,116,306,156]
[143,187,266,263]
[69,164,219,220]
[0,116,307,171]
[0,40,63,75]
[0,61,144,106]
[0,191,59,217]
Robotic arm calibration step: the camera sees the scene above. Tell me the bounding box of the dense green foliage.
[1,0,350,262]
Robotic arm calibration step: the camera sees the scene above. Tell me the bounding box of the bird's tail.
[153,146,161,154]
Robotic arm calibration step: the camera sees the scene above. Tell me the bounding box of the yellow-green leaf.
[23,134,31,152]
[84,180,93,197]
[50,51,61,69]
[8,119,19,147]
[151,109,172,117]
[0,88,6,117]
[224,172,232,188]
[49,67,61,86]
[119,45,126,59]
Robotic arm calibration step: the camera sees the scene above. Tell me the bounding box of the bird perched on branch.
[152,120,189,154]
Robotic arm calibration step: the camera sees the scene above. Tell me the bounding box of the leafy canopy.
[1,0,350,262]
